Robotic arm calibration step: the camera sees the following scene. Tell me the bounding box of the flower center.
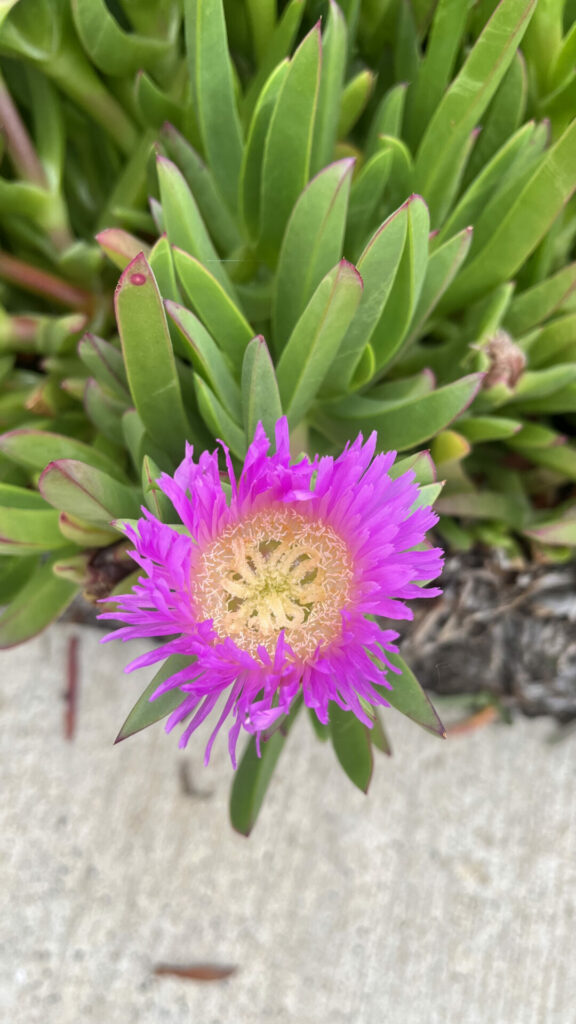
[194,507,353,659]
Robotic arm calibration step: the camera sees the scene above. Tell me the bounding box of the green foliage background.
[0,0,575,818]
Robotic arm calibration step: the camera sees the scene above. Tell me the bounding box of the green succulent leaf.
[115,655,197,742]
[504,264,576,335]
[72,0,175,75]
[524,512,576,547]
[337,69,374,139]
[345,147,393,259]
[457,416,522,442]
[329,703,373,793]
[240,58,289,241]
[160,124,242,253]
[311,0,347,174]
[370,195,430,373]
[404,0,470,150]
[273,158,354,350]
[442,117,576,311]
[0,554,38,603]
[39,460,140,525]
[165,299,242,418]
[184,0,243,212]
[320,198,409,394]
[277,260,364,427]
[156,155,235,298]
[78,334,129,399]
[0,483,64,554]
[230,698,302,836]
[241,336,283,442]
[194,374,247,459]
[259,23,321,262]
[379,652,446,738]
[0,552,79,648]
[171,250,252,372]
[0,428,127,480]
[414,0,537,222]
[115,253,191,462]
[407,227,473,343]
[316,374,484,450]
[242,0,305,120]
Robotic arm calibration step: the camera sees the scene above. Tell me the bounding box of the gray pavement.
[2,624,575,1024]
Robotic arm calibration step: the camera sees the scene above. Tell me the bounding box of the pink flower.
[101,419,443,765]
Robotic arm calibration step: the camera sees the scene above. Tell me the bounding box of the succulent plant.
[1,0,575,827]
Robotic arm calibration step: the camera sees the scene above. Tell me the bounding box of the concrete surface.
[1,624,575,1024]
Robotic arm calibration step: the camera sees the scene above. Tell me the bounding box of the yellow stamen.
[194,507,353,658]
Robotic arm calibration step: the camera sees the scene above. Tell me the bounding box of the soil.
[392,551,576,723]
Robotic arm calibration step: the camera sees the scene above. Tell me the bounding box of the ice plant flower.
[101,419,443,765]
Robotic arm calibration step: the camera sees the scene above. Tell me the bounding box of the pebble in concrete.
[1,625,575,1024]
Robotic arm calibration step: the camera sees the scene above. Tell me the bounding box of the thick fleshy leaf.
[366,83,407,157]
[514,443,576,482]
[39,460,140,525]
[310,0,347,174]
[0,428,126,480]
[142,456,173,522]
[370,196,430,372]
[273,158,354,350]
[407,227,473,343]
[524,513,576,547]
[78,334,129,399]
[320,199,409,394]
[0,553,78,648]
[316,374,483,449]
[523,314,576,368]
[463,50,527,186]
[0,554,38,603]
[84,379,126,442]
[404,0,470,149]
[436,120,545,246]
[329,703,373,793]
[382,652,446,738]
[134,70,184,132]
[160,124,241,253]
[414,0,537,220]
[507,364,576,403]
[345,147,393,258]
[441,117,576,311]
[194,375,247,459]
[242,0,305,119]
[504,263,576,335]
[165,300,242,419]
[240,60,289,241]
[457,416,522,442]
[171,251,252,371]
[72,0,174,75]
[259,24,321,262]
[58,512,118,548]
[156,156,234,297]
[436,490,524,527]
[0,483,64,554]
[241,336,283,442]
[277,260,364,426]
[184,0,243,211]
[115,655,197,742]
[337,70,374,139]
[230,699,302,836]
[114,253,190,462]
[95,228,151,273]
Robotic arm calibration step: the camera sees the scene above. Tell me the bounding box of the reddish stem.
[0,80,47,187]
[0,252,94,312]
